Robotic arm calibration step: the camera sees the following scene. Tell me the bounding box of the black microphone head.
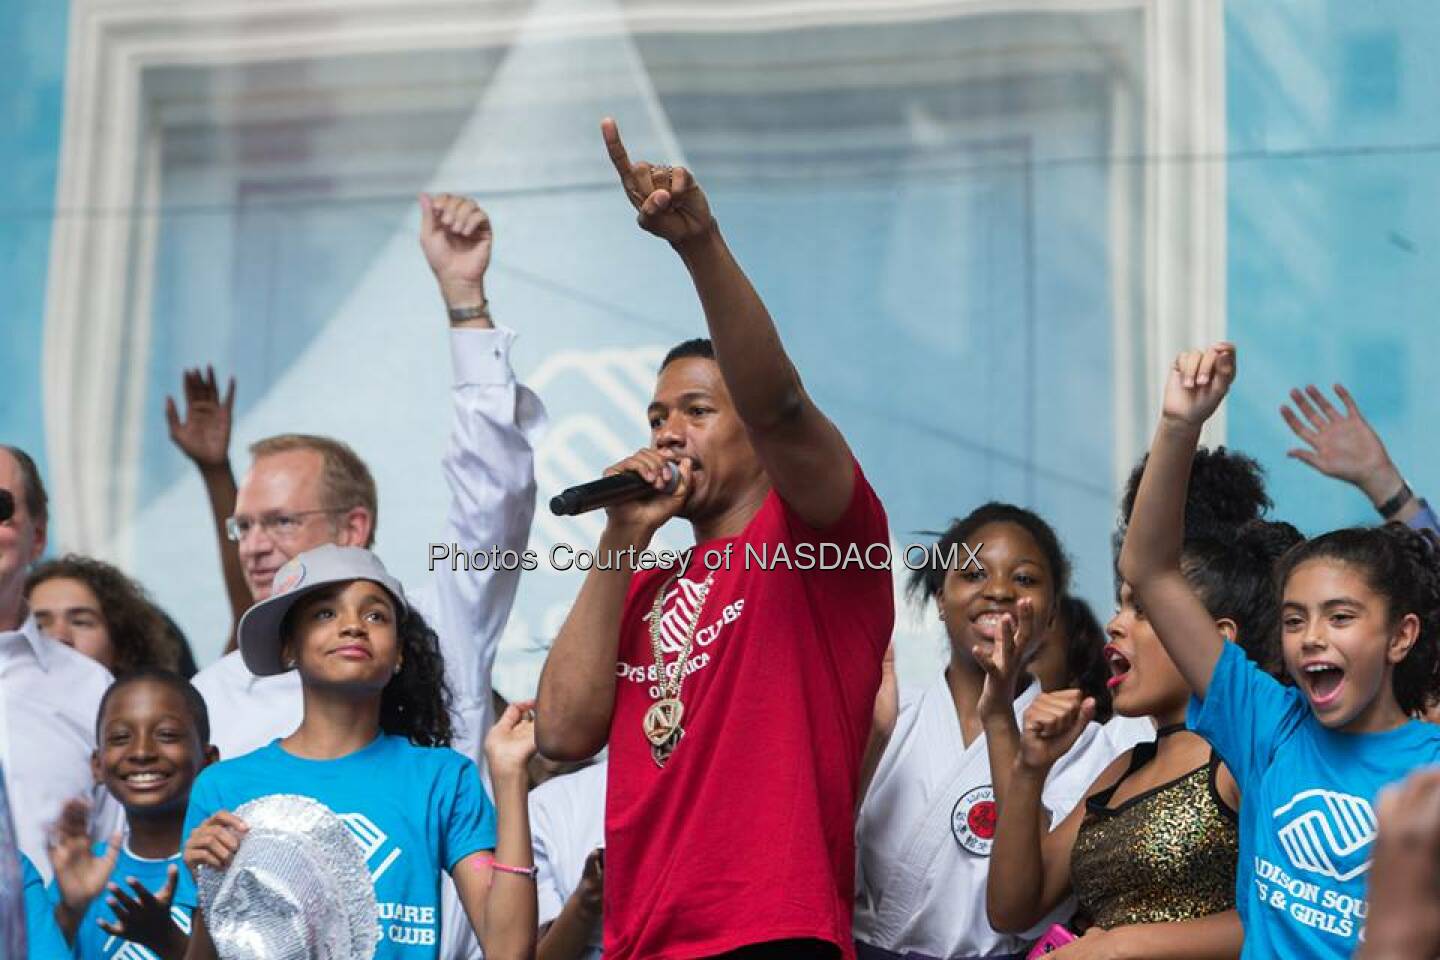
[549,490,578,516]
[660,462,682,494]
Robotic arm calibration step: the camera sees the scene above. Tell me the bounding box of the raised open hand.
[48,799,121,913]
[99,865,188,959]
[164,367,234,469]
[1280,384,1396,488]
[602,118,715,246]
[1163,342,1236,428]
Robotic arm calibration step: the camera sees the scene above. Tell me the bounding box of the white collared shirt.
[530,759,606,960]
[191,325,545,768]
[189,650,303,762]
[0,616,122,881]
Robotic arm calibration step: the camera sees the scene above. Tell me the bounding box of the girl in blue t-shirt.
[1119,341,1440,959]
[179,545,537,960]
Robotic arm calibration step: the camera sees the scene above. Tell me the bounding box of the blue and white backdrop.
[2,0,1436,695]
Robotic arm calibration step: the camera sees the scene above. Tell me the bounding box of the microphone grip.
[549,467,679,517]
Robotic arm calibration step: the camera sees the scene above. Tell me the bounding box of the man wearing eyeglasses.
[179,194,544,770]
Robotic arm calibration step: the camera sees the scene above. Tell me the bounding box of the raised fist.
[1163,342,1236,428]
[1017,689,1095,773]
[419,193,493,309]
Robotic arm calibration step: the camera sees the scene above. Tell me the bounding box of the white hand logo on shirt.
[1273,789,1378,882]
[339,813,403,882]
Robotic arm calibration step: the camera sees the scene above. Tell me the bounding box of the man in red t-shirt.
[535,119,894,960]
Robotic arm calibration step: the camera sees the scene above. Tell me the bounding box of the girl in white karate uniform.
[855,504,1135,960]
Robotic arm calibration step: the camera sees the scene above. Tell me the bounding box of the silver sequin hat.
[196,793,379,960]
[238,544,407,677]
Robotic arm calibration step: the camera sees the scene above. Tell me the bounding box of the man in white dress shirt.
[184,193,544,767]
[0,445,118,881]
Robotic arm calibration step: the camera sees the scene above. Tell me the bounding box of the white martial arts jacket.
[855,675,1142,960]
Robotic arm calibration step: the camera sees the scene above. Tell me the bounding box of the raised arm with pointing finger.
[601,117,857,527]
[535,119,892,960]
[536,119,866,762]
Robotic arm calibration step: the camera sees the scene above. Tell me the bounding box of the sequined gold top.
[1069,744,1239,929]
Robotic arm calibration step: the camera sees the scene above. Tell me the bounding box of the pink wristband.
[472,854,537,880]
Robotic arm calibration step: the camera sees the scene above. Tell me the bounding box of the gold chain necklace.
[643,568,714,767]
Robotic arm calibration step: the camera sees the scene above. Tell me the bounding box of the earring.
[393,662,402,675]
[284,657,297,669]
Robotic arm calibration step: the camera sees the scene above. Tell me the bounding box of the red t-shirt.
[604,462,894,959]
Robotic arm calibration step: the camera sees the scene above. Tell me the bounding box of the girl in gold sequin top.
[983,455,1301,958]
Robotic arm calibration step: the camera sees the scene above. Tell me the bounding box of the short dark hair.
[96,669,211,748]
[1276,524,1440,715]
[1,445,48,527]
[659,338,715,372]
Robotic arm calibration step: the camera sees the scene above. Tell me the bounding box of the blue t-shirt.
[1189,642,1440,958]
[177,734,496,957]
[49,844,191,960]
[22,853,69,960]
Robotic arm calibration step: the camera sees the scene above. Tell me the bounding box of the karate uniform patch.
[951,785,997,856]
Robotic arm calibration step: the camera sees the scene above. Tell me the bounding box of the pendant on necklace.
[643,697,685,747]
[651,726,684,768]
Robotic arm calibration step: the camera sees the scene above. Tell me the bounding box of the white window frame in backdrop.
[44,0,1226,557]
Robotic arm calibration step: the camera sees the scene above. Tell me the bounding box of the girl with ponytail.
[1118,341,1440,959]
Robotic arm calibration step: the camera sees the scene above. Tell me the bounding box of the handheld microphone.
[549,466,680,516]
